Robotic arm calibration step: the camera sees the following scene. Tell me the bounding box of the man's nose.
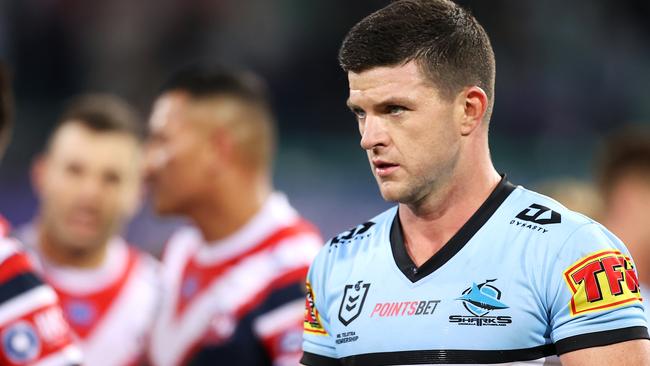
[360,116,389,150]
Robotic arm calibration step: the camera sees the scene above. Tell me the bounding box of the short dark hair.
[597,127,650,196]
[160,65,270,109]
[339,0,495,116]
[52,94,143,146]
[159,65,276,170]
[0,63,13,158]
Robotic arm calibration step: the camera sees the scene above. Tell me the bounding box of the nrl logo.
[338,281,371,326]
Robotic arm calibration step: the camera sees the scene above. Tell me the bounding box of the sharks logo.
[338,281,371,326]
[457,279,508,316]
[449,279,512,326]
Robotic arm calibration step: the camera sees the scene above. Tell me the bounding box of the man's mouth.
[372,159,399,177]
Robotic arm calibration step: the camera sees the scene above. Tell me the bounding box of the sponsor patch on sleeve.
[304,282,328,336]
[563,249,642,316]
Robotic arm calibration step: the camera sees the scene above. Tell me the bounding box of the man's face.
[36,122,141,252]
[347,61,462,204]
[145,92,213,216]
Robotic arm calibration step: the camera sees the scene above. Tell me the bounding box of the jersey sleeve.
[301,247,339,366]
[252,292,305,366]
[0,241,82,365]
[252,227,323,366]
[545,222,648,354]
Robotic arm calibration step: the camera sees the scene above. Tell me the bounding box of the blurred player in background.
[597,128,650,297]
[15,94,160,366]
[0,63,82,364]
[534,178,603,221]
[145,66,322,366]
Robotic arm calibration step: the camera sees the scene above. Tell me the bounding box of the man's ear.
[31,154,47,198]
[458,86,489,136]
[208,126,237,172]
[123,154,145,219]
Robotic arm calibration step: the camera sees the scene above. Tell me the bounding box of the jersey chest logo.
[2,321,40,364]
[563,249,641,316]
[338,281,370,326]
[457,279,508,317]
[449,279,513,327]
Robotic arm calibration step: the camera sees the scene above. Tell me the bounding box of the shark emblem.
[456,279,508,316]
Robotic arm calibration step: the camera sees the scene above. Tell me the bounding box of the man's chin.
[378,184,403,203]
[57,235,105,255]
[153,199,181,216]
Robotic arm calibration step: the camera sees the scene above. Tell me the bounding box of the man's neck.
[38,229,108,269]
[399,167,501,267]
[191,178,272,244]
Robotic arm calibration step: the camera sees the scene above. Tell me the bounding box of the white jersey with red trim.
[149,193,322,366]
[0,216,82,366]
[18,232,160,366]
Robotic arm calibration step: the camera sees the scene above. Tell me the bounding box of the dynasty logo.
[338,281,370,326]
[449,279,512,326]
[510,204,561,233]
[330,222,375,246]
[564,249,641,316]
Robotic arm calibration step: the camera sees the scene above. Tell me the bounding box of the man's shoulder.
[127,245,162,291]
[504,185,598,238]
[327,207,395,248]
[309,207,395,275]
[162,226,202,263]
[0,237,23,266]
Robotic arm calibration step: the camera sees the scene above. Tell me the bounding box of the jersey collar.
[390,175,516,283]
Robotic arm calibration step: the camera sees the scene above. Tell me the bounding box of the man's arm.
[560,339,650,366]
[0,239,82,365]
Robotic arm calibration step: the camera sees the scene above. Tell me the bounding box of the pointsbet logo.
[563,250,642,316]
[369,300,440,318]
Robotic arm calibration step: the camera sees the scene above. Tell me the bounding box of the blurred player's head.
[534,178,603,221]
[0,63,13,160]
[146,66,275,217]
[33,94,143,263]
[339,0,495,204]
[597,128,650,258]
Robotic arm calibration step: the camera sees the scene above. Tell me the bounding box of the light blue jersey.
[302,178,648,365]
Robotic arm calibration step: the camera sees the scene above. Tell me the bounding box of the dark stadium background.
[0,0,649,255]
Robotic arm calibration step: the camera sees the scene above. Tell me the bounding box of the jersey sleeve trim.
[32,344,83,366]
[300,351,340,366]
[555,326,649,355]
[0,271,44,305]
[303,346,558,365]
[0,286,57,325]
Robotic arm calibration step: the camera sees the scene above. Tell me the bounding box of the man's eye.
[387,105,406,115]
[103,171,121,185]
[352,108,366,119]
[65,163,83,177]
